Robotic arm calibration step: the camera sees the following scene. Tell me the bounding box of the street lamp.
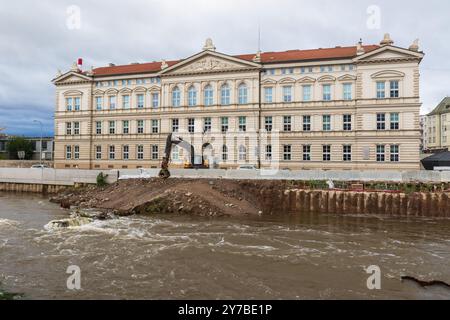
[33,120,43,165]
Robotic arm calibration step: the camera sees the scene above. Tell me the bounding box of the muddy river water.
[0,192,449,299]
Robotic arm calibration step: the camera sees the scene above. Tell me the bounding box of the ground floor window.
[96,146,102,160]
[65,145,72,159]
[343,145,352,161]
[303,145,311,161]
[376,145,385,162]
[152,145,159,160]
[265,144,272,161]
[74,145,80,159]
[123,145,129,160]
[109,145,115,160]
[238,145,247,161]
[323,145,331,161]
[283,145,292,161]
[137,145,144,160]
[390,145,399,162]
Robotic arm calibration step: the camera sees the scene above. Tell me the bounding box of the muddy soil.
[50,178,290,217]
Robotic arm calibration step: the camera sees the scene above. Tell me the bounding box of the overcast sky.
[0,0,449,136]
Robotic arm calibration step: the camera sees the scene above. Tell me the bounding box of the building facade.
[53,35,424,170]
[423,97,450,152]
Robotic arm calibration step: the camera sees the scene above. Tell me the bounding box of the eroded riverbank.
[0,191,449,299]
[50,178,450,218]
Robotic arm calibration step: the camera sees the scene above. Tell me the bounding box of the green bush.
[96,172,108,187]
[6,137,34,160]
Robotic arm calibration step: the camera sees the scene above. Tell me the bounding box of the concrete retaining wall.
[1,168,450,186]
[0,182,66,194]
[274,189,450,217]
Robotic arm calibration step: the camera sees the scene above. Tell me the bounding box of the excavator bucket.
[158,168,171,179]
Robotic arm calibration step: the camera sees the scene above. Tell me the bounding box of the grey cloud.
[0,0,449,136]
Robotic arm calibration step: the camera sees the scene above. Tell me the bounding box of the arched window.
[172,86,181,107]
[222,145,228,161]
[238,83,248,104]
[221,84,230,105]
[238,145,247,161]
[204,85,213,106]
[188,85,197,106]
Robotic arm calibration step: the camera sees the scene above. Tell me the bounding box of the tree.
[6,137,34,160]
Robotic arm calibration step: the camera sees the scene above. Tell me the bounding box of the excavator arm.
[159,133,195,179]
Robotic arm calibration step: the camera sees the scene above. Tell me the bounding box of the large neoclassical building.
[53,35,424,170]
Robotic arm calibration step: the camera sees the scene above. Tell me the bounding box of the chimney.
[108,63,116,67]
[356,39,365,56]
[253,50,262,63]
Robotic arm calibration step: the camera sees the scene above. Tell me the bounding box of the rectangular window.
[264,87,273,103]
[188,118,195,133]
[390,113,399,130]
[283,86,292,102]
[222,145,228,161]
[303,85,312,101]
[151,145,159,160]
[137,120,144,134]
[95,146,101,160]
[303,145,311,161]
[376,82,385,99]
[322,115,331,131]
[221,117,228,133]
[265,116,272,132]
[283,145,292,161]
[151,119,159,133]
[66,98,73,111]
[65,145,72,159]
[96,121,102,135]
[390,81,399,98]
[377,113,386,130]
[283,116,292,132]
[323,145,331,161]
[137,145,144,160]
[95,97,103,110]
[343,83,352,100]
[323,84,331,101]
[109,121,115,134]
[137,94,144,108]
[343,145,352,161]
[122,120,129,134]
[109,96,116,110]
[204,117,212,132]
[390,145,399,162]
[303,115,311,131]
[122,95,130,109]
[343,114,352,131]
[123,145,129,160]
[376,145,385,162]
[74,98,80,111]
[73,122,80,135]
[66,122,72,135]
[265,145,272,161]
[72,145,79,158]
[152,93,159,108]
[109,145,115,160]
[239,116,246,132]
[172,119,179,133]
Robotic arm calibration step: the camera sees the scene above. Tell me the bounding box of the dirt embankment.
[50,178,288,217]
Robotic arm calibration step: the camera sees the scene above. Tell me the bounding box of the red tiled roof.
[237,45,380,63]
[93,60,180,76]
[92,45,379,77]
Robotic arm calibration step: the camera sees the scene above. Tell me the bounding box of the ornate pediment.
[52,71,92,85]
[161,51,260,75]
[353,46,424,64]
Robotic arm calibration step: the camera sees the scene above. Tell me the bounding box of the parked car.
[237,165,257,170]
[30,164,49,169]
